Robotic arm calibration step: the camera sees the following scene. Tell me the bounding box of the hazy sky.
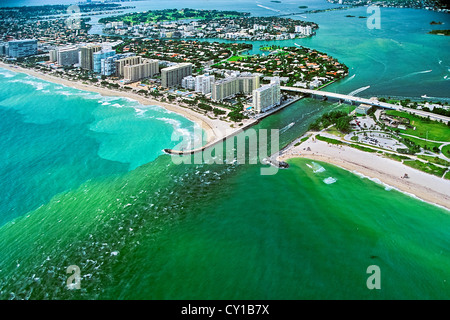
[0,0,80,7]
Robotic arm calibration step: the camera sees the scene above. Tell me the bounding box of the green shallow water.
[0,155,448,299]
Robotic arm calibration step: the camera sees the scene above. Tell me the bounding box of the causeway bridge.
[280,86,450,124]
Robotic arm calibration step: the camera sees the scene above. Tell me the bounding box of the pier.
[164,97,302,155]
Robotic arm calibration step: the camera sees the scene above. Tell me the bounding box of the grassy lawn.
[417,155,450,167]
[227,55,249,62]
[383,153,411,162]
[402,160,447,177]
[316,135,343,145]
[260,45,278,51]
[325,126,345,137]
[385,110,450,141]
[350,143,379,153]
[442,144,450,158]
[400,134,443,150]
[294,135,311,146]
[331,104,356,114]
[445,171,450,180]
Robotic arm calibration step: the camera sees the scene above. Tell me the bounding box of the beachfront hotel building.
[0,43,8,56]
[115,55,143,78]
[211,74,260,102]
[195,74,215,95]
[100,52,135,76]
[252,78,281,113]
[123,59,159,82]
[93,49,116,74]
[80,44,101,70]
[7,39,38,58]
[182,74,215,93]
[181,75,196,90]
[56,46,80,66]
[48,49,58,62]
[161,63,193,88]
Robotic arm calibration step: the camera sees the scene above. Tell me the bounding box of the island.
[327,0,449,11]
[428,29,450,35]
[99,8,248,25]
[100,9,319,41]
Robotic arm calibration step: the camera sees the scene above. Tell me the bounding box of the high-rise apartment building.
[115,55,142,77]
[123,59,159,82]
[93,49,116,73]
[80,44,101,70]
[0,43,8,56]
[57,47,80,66]
[161,63,193,88]
[211,74,260,101]
[48,49,58,62]
[252,78,281,113]
[181,75,196,90]
[195,74,215,94]
[7,39,38,58]
[295,25,312,36]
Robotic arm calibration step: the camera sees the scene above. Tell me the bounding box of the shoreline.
[0,62,246,147]
[279,134,450,211]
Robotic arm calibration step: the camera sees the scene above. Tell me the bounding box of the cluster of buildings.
[179,70,281,113]
[294,25,313,36]
[0,39,38,58]
[0,37,288,115]
[294,76,330,89]
[47,42,195,87]
[103,17,317,41]
[47,43,161,82]
[327,0,449,12]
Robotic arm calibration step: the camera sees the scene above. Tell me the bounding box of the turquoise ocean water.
[0,1,449,299]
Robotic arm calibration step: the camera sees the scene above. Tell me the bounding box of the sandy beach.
[0,62,254,147]
[279,134,450,211]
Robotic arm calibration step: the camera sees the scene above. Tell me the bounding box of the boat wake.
[280,122,295,134]
[391,69,432,81]
[348,85,370,96]
[341,74,356,84]
[256,4,281,13]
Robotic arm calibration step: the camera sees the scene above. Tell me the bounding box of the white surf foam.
[311,162,326,173]
[0,69,16,78]
[351,170,449,212]
[323,177,337,184]
[157,117,202,150]
[11,79,48,91]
